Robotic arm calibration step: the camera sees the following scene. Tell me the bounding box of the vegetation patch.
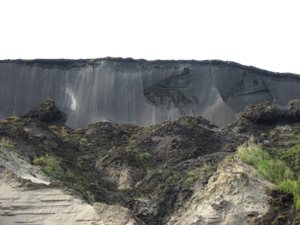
[40,167,49,175]
[185,164,215,184]
[277,180,300,210]
[289,99,300,106]
[0,116,20,124]
[33,156,47,166]
[80,138,88,144]
[238,143,300,209]
[185,177,193,184]
[267,104,274,111]
[33,155,60,176]
[135,195,150,201]
[238,144,294,184]
[136,152,154,167]
[2,143,15,151]
[275,206,282,212]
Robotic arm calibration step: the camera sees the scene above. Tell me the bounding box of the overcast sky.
[1,0,299,74]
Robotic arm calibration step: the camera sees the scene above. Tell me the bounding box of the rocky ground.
[1,99,300,224]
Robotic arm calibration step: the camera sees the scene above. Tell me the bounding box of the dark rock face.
[231,99,300,134]
[20,99,66,126]
[1,58,300,128]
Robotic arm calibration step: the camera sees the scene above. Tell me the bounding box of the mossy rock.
[289,99,300,106]
[1,116,21,124]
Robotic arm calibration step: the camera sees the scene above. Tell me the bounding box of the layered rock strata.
[1,58,300,128]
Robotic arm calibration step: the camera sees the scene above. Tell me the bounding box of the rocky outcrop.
[234,99,300,125]
[229,98,300,135]
[21,98,66,126]
[166,156,276,224]
[1,58,300,128]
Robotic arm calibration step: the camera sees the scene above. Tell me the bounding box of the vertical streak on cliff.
[1,59,300,128]
[91,64,99,123]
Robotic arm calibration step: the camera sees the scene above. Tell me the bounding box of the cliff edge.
[1,58,300,128]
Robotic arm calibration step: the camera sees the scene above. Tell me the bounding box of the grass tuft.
[3,143,15,151]
[274,206,282,211]
[40,167,49,175]
[33,156,47,166]
[238,143,300,209]
[238,144,294,184]
[277,180,300,209]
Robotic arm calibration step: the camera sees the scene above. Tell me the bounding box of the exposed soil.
[2,98,300,224]
[228,99,300,224]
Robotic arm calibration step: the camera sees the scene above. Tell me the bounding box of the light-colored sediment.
[0,146,142,225]
[167,156,275,225]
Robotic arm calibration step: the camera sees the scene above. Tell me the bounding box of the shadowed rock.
[20,99,66,126]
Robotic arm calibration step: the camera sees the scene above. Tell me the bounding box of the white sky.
[1,0,299,74]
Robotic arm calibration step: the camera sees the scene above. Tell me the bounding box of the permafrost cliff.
[1,58,300,224]
[1,58,300,128]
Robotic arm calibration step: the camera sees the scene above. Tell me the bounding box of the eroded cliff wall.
[1,58,299,128]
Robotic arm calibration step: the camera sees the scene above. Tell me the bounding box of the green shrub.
[274,206,282,211]
[297,197,300,210]
[74,128,84,133]
[40,167,49,175]
[126,147,140,153]
[9,116,20,121]
[136,152,153,166]
[289,99,300,106]
[62,138,69,143]
[186,178,193,184]
[3,143,14,151]
[33,156,47,166]
[135,195,150,201]
[277,180,300,209]
[267,104,274,110]
[48,161,58,173]
[80,138,88,144]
